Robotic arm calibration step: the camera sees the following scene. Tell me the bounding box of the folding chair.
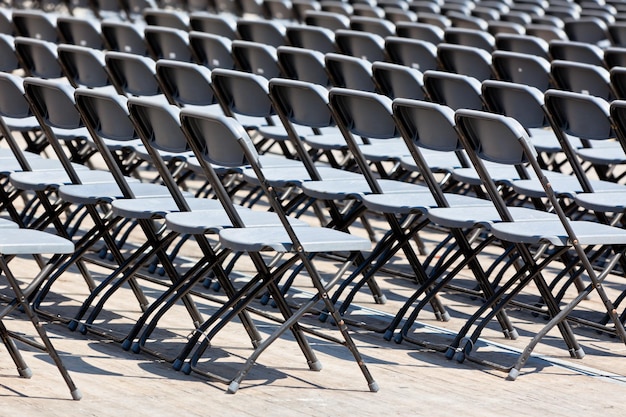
[69,88,262,355]
[491,50,553,91]
[384,7,417,24]
[352,4,386,19]
[394,21,444,45]
[548,39,606,67]
[175,108,378,394]
[384,36,439,72]
[436,43,495,81]
[320,0,353,16]
[323,89,523,340]
[334,29,386,63]
[144,26,195,63]
[100,20,149,56]
[415,12,451,30]
[423,70,484,111]
[454,108,626,379]
[0,226,82,400]
[56,16,103,49]
[446,11,488,31]
[188,31,235,69]
[284,24,337,53]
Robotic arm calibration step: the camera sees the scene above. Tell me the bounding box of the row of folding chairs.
[3,27,626,396]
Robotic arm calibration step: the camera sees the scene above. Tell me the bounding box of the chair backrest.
[548,39,605,67]
[143,8,190,31]
[491,50,552,91]
[0,72,33,121]
[416,12,451,30]
[384,36,439,72]
[443,27,495,52]
[550,60,614,100]
[74,88,140,197]
[372,61,425,100]
[334,29,386,62]
[236,18,287,48]
[285,25,337,53]
[144,26,194,62]
[56,16,104,49]
[563,16,609,46]
[14,37,64,80]
[481,79,549,131]
[494,33,550,60]
[544,88,615,192]
[0,34,20,73]
[210,68,274,120]
[603,47,626,69]
[487,21,525,36]
[231,40,281,78]
[189,11,239,39]
[276,46,330,86]
[349,15,395,38]
[304,10,350,31]
[22,77,86,182]
[423,70,484,110]
[188,31,234,69]
[104,51,161,97]
[155,59,217,108]
[12,10,58,42]
[526,24,568,42]
[325,53,376,92]
[394,21,444,45]
[608,21,626,47]
[328,87,397,193]
[610,66,626,100]
[101,21,148,55]
[436,43,494,81]
[57,44,111,89]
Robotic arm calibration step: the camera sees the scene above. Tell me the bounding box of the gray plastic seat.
[334,29,386,63]
[436,43,494,81]
[491,50,552,91]
[101,20,149,56]
[385,36,439,72]
[144,26,193,62]
[188,31,234,69]
[56,15,104,49]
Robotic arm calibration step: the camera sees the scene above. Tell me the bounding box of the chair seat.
[302,132,362,150]
[111,196,224,219]
[0,218,18,228]
[511,175,626,199]
[491,219,626,246]
[218,224,372,252]
[398,150,464,173]
[358,139,410,162]
[241,165,362,187]
[10,168,129,191]
[0,228,74,255]
[258,123,314,142]
[58,182,192,205]
[427,205,558,229]
[575,142,626,165]
[165,206,308,234]
[575,190,626,212]
[361,192,491,214]
[301,178,427,200]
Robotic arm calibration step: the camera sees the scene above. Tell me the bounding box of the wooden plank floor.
[2,227,626,417]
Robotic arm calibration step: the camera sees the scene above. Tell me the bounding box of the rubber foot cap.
[369,381,380,392]
[71,389,83,401]
[19,367,32,378]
